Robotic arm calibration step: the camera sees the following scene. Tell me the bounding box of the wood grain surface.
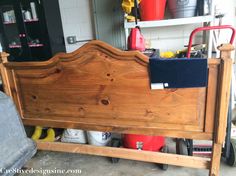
[0,41,234,176]
[1,40,216,138]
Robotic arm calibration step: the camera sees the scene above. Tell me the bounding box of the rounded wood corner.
[217,44,235,52]
[0,52,10,63]
[77,40,149,65]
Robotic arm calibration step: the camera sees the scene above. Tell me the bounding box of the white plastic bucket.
[87,131,111,146]
[168,0,197,18]
[61,129,87,144]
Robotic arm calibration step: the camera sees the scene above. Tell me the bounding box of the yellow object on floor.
[40,128,55,142]
[31,126,55,142]
[31,126,43,141]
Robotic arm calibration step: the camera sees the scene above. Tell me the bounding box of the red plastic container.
[140,0,167,21]
[128,27,145,52]
[123,134,165,151]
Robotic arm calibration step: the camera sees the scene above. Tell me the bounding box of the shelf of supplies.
[4,19,39,24]
[9,44,21,48]
[9,43,43,48]
[29,43,43,47]
[24,19,39,23]
[3,21,16,25]
[124,15,214,29]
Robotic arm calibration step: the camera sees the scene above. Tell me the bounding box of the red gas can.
[123,134,165,151]
[140,0,167,21]
[128,27,145,52]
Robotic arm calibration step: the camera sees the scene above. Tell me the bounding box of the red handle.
[187,25,236,58]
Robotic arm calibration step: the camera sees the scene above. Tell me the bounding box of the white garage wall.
[58,0,94,52]
[214,0,236,45]
[142,24,202,52]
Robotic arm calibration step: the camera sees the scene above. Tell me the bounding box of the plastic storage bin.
[168,0,197,18]
[123,134,165,151]
[87,131,111,146]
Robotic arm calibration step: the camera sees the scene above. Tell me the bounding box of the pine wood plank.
[2,40,208,137]
[0,41,234,176]
[37,141,211,169]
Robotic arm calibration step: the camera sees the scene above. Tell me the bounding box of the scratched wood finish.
[1,40,212,138]
[0,41,234,176]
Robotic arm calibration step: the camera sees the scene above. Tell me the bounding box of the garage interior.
[1,0,236,176]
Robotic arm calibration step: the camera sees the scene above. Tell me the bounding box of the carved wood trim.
[4,40,149,69]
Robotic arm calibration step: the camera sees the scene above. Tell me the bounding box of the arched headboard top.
[4,40,149,69]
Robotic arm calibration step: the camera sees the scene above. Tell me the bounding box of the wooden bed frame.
[0,40,234,175]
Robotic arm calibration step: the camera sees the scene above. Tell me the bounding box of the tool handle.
[134,0,139,26]
[187,25,236,58]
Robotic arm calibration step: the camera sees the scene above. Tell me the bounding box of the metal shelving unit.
[124,15,214,29]
[0,0,65,61]
[124,0,215,57]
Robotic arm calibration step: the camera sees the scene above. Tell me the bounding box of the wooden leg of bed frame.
[209,143,222,176]
[208,44,234,176]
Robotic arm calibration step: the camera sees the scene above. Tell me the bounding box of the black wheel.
[110,138,121,164]
[176,139,188,155]
[227,139,236,167]
[111,157,120,164]
[159,146,169,171]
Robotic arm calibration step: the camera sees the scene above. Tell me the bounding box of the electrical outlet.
[67,36,77,44]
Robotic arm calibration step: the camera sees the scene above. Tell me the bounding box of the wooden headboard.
[0,40,233,140]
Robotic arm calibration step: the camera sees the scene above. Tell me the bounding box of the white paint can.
[61,129,87,144]
[87,131,111,146]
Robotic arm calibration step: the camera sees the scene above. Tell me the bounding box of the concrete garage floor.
[20,151,236,176]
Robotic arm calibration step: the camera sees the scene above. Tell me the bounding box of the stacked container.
[168,0,198,18]
[140,0,167,21]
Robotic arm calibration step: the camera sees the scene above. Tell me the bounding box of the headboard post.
[0,52,12,96]
[215,44,234,144]
[209,44,234,176]
[219,43,235,62]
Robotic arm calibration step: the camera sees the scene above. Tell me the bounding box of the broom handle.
[134,0,139,26]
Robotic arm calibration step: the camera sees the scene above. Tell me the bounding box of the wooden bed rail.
[37,141,211,169]
[0,40,234,176]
